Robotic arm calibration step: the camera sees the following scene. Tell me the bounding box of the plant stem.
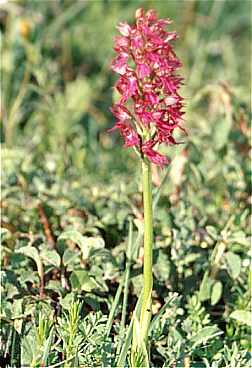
[5,41,31,148]
[140,158,153,345]
[64,334,73,368]
[116,219,133,355]
[30,345,41,368]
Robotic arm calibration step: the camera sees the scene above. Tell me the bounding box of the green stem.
[64,333,73,368]
[30,345,41,367]
[117,220,133,355]
[5,41,31,148]
[140,158,153,344]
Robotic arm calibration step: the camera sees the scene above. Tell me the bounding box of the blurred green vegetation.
[1,1,251,367]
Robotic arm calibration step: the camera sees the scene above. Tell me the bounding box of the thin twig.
[36,200,55,246]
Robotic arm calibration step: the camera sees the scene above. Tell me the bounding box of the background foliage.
[1,0,251,367]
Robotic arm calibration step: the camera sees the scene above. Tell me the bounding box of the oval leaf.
[58,229,104,262]
[211,281,223,306]
[230,310,251,327]
[42,252,61,268]
[57,229,86,248]
[199,270,213,301]
[62,249,80,266]
[16,246,39,264]
[70,269,95,292]
[224,251,241,279]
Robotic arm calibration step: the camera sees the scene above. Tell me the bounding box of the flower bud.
[135,8,144,19]
[145,9,157,22]
[20,18,31,38]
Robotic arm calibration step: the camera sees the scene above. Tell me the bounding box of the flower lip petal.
[141,140,169,169]
[119,123,140,147]
[164,96,179,106]
[116,22,131,37]
[114,36,130,47]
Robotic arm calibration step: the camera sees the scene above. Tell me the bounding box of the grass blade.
[10,327,21,368]
[104,273,125,340]
[116,219,133,355]
[73,348,79,367]
[105,217,143,342]
[149,293,179,335]
[131,312,149,368]
[116,292,142,368]
[41,327,54,366]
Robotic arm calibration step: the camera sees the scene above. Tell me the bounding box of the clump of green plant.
[109,7,186,365]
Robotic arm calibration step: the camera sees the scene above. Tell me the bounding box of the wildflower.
[110,8,185,169]
[141,140,169,170]
[20,18,31,38]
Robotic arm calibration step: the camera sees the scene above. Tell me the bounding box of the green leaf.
[105,273,125,340]
[206,225,219,240]
[0,227,11,243]
[153,250,171,282]
[83,293,100,312]
[79,237,105,261]
[213,115,232,150]
[15,246,39,264]
[211,281,223,306]
[24,304,36,317]
[73,352,79,368]
[62,249,81,266]
[80,237,105,249]
[116,293,143,368]
[131,312,149,368]
[230,310,251,327]
[60,292,76,310]
[65,77,92,120]
[0,227,11,235]
[10,327,21,368]
[22,335,36,366]
[70,269,96,292]
[58,229,104,261]
[224,251,241,278]
[1,245,13,255]
[0,316,14,327]
[191,326,223,348]
[149,293,179,334]
[42,251,61,267]
[58,229,86,248]
[199,270,213,301]
[19,271,38,284]
[41,327,54,366]
[184,252,202,265]
[56,239,67,256]
[47,280,66,297]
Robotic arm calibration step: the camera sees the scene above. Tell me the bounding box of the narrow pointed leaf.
[41,327,54,366]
